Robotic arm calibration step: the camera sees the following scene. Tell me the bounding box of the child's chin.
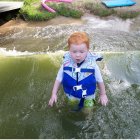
[76,60,81,63]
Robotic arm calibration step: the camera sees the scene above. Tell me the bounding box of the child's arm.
[48,65,63,107]
[97,82,108,106]
[48,80,61,107]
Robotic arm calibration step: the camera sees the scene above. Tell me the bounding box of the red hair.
[68,32,89,49]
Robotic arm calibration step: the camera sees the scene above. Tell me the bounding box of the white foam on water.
[0,47,128,57]
[0,47,66,57]
[0,47,35,56]
[82,14,133,32]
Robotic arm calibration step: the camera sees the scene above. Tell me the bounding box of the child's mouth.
[76,59,81,63]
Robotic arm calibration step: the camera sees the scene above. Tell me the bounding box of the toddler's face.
[69,43,88,63]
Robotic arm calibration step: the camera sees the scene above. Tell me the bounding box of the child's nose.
[76,53,80,57]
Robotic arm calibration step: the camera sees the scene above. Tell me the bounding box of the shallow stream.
[0,15,140,138]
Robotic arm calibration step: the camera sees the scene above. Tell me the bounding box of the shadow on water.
[0,15,140,139]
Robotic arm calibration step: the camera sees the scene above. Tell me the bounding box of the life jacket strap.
[64,67,95,73]
[73,85,87,98]
[73,85,82,91]
[82,90,87,98]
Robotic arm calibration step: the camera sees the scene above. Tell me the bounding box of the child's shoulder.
[63,52,72,66]
[63,51,70,58]
[88,52,103,61]
[63,51,71,62]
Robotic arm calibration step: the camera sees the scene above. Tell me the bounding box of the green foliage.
[20,5,57,21]
[24,0,39,6]
[19,0,83,21]
[55,3,83,18]
[17,0,140,21]
[85,2,116,17]
[117,11,140,19]
[84,2,140,19]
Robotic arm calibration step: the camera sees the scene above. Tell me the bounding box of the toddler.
[48,32,108,111]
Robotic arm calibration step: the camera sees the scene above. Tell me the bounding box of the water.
[1,15,140,52]
[0,15,140,139]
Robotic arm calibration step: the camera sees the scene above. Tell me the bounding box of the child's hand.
[48,94,57,107]
[99,94,108,106]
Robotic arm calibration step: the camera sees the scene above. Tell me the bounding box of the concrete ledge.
[0,1,23,13]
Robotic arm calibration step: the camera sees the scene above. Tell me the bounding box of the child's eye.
[73,51,77,53]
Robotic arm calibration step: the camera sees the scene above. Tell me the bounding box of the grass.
[84,2,117,17]
[1,0,140,21]
[116,11,140,19]
[19,0,83,21]
[20,4,57,21]
[54,3,83,18]
[84,2,140,19]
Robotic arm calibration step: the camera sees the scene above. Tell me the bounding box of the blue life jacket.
[62,52,103,99]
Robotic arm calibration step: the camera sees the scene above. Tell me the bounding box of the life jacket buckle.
[74,67,81,73]
[73,85,82,91]
[82,90,87,98]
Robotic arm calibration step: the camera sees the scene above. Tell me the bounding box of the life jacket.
[62,52,103,99]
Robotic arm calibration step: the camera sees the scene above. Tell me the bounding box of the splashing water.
[0,15,140,138]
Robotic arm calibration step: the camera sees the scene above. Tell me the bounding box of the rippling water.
[1,15,140,52]
[0,15,140,138]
